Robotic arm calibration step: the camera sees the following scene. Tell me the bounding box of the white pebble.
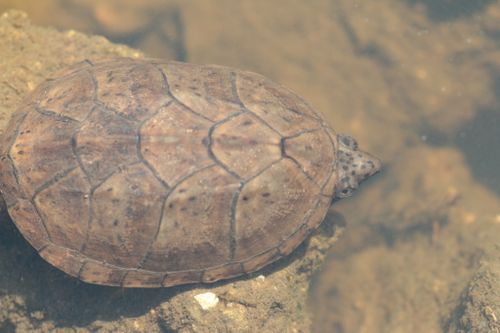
[194,292,219,310]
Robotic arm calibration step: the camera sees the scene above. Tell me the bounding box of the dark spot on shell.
[242,196,249,201]
[179,188,186,193]
[351,170,356,176]
[241,120,253,126]
[262,192,271,197]
[113,220,119,226]
[168,203,174,209]
[188,196,196,201]
[180,207,187,212]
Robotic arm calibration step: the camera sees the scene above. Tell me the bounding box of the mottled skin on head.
[334,134,381,199]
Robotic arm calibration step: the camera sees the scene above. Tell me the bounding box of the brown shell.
[0,58,338,287]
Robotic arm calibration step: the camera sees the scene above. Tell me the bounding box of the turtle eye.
[339,134,358,150]
[337,187,354,198]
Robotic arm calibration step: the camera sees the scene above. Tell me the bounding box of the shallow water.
[0,1,499,332]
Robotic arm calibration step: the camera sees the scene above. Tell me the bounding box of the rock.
[194,292,219,310]
[447,259,500,333]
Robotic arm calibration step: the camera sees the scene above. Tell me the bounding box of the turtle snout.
[333,146,381,200]
[353,150,381,182]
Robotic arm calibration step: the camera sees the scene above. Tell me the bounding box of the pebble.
[194,292,219,310]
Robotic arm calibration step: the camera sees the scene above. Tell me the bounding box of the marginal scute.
[211,112,282,179]
[9,199,49,250]
[79,260,125,286]
[284,128,335,188]
[0,104,30,156]
[202,262,243,283]
[140,102,213,185]
[34,168,90,251]
[242,248,281,274]
[94,62,172,121]
[84,163,166,268]
[278,224,310,256]
[236,71,321,136]
[0,156,22,207]
[75,106,139,185]
[142,165,240,272]
[39,245,85,278]
[38,70,95,122]
[45,60,93,80]
[163,270,202,287]
[158,62,242,122]
[234,159,320,260]
[278,196,331,256]
[321,167,338,198]
[122,270,165,288]
[321,126,339,197]
[10,111,78,198]
[305,196,331,230]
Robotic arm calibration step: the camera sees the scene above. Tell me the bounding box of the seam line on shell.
[229,182,244,260]
[283,154,317,185]
[136,99,174,190]
[29,166,78,245]
[87,68,99,102]
[242,156,283,184]
[30,195,54,243]
[80,160,143,254]
[4,111,31,204]
[206,113,246,181]
[76,260,88,280]
[70,106,97,186]
[31,166,78,201]
[282,127,322,141]
[152,63,216,123]
[37,243,50,254]
[35,107,79,123]
[231,72,283,137]
[135,163,217,270]
[320,125,338,195]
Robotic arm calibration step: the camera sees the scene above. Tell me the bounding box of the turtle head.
[333,134,381,200]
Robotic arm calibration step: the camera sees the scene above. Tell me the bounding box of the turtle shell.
[0,58,338,287]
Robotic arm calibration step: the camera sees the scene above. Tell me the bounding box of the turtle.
[0,58,380,288]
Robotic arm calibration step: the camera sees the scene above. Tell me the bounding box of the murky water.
[0,1,498,332]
